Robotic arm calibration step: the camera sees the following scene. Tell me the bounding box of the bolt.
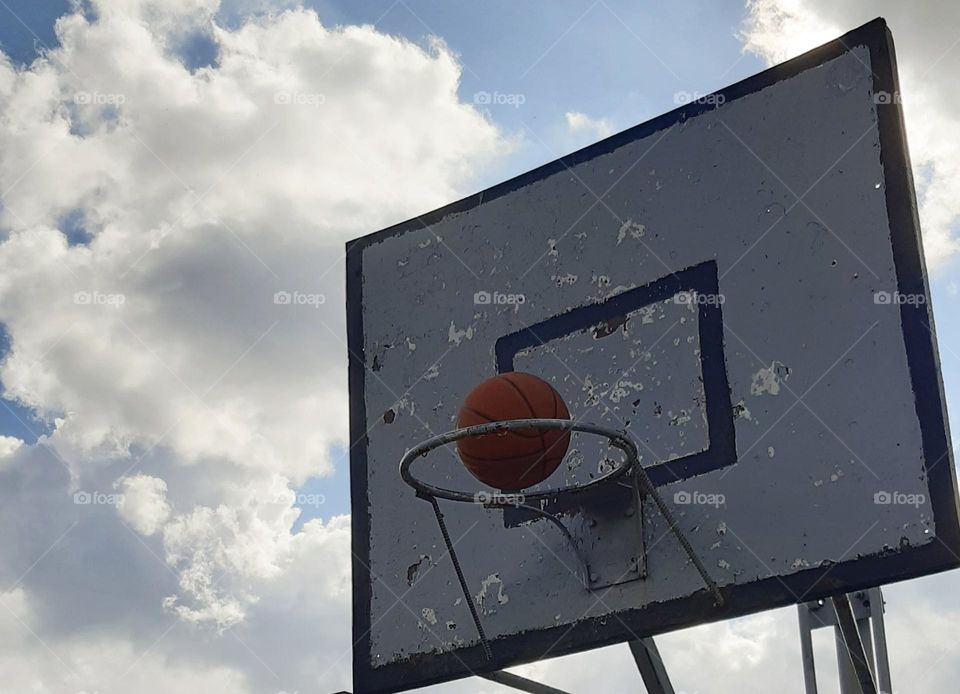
[589,573,599,583]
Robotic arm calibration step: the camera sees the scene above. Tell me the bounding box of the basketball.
[456,372,571,490]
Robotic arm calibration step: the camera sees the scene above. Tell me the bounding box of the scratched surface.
[349,32,956,691]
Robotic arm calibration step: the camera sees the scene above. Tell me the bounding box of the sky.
[0,0,958,692]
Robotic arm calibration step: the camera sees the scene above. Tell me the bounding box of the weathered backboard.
[346,19,960,693]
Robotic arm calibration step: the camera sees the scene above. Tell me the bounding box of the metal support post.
[629,638,675,694]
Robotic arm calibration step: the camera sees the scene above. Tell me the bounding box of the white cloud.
[565,110,615,139]
[0,0,507,690]
[0,5,504,485]
[116,473,171,535]
[0,435,23,462]
[741,0,960,269]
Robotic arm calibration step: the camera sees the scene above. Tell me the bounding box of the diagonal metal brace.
[480,670,573,693]
[832,593,878,694]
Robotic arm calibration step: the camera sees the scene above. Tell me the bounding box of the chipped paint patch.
[751,361,790,396]
[547,238,559,257]
[423,363,440,380]
[448,321,474,346]
[616,219,646,245]
[637,304,660,324]
[476,573,509,612]
[593,274,611,288]
[609,380,643,403]
[553,273,578,286]
[421,608,438,626]
[767,446,775,458]
[406,555,432,586]
[394,397,416,416]
[732,400,753,421]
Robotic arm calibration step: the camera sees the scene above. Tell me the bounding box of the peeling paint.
[406,555,432,586]
[616,219,646,245]
[732,400,752,421]
[592,314,627,338]
[751,360,790,396]
[610,380,643,403]
[476,573,509,612]
[447,321,474,346]
[593,274,611,288]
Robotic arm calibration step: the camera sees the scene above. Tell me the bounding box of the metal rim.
[398,419,640,503]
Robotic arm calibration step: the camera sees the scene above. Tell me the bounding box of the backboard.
[347,19,960,693]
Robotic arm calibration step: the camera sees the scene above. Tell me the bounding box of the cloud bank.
[0,0,504,690]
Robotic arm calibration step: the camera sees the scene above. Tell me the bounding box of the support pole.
[832,594,878,694]
[835,624,859,694]
[797,603,819,694]
[868,588,893,693]
[629,638,675,694]
[857,616,875,674]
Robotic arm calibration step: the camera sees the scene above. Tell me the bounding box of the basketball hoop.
[399,419,724,660]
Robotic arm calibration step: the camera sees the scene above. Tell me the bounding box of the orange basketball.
[456,372,571,490]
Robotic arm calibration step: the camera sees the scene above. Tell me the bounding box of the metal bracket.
[504,477,646,588]
[798,588,892,694]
